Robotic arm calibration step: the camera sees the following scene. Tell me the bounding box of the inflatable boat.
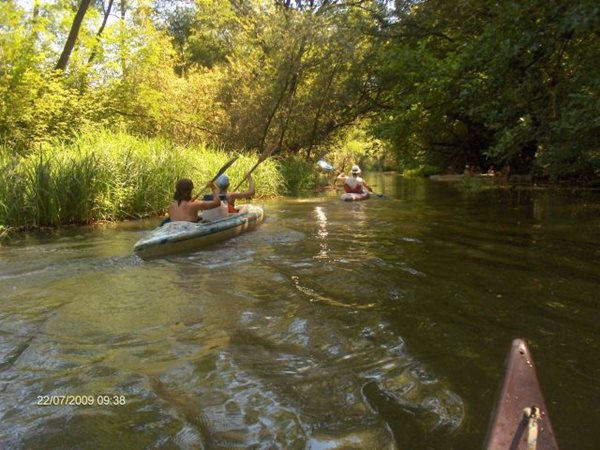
[133,205,264,259]
[340,192,369,202]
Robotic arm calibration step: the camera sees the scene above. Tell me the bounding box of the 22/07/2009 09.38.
[36,394,126,406]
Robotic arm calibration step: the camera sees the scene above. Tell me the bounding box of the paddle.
[231,145,277,192]
[193,155,239,199]
[368,189,385,199]
[317,159,334,172]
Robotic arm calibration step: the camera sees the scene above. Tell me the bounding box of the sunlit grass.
[0,131,281,230]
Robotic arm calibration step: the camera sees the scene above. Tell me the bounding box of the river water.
[0,175,598,449]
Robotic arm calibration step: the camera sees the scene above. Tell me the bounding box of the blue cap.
[216,174,230,189]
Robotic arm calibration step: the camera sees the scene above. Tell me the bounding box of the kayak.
[341,192,369,202]
[133,205,264,259]
[484,338,559,450]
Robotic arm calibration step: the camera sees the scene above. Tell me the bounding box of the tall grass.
[0,131,281,229]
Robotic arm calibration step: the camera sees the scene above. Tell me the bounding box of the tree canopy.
[1,0,598,181]
[375,0,600,179]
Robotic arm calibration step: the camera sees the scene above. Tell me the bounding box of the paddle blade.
[317,160,334,172]
[209,156,239,184]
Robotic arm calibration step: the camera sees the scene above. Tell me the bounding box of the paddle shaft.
[194,156,238,199]
[231,145,276,192]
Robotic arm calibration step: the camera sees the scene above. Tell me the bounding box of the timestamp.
[36,395,127,406]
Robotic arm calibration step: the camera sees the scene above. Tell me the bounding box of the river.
[1,175,598,449]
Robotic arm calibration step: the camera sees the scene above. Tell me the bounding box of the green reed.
[0,131,281,230]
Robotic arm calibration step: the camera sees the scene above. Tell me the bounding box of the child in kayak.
[163,178,220,224]
[336,165,374,194]
[202,173,255,221]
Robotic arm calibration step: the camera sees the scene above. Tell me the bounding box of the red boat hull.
[485,339,559,449]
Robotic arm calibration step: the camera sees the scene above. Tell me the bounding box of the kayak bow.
[485,339,559,450]
[341,192,369,202]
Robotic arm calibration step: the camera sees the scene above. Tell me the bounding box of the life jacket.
[202,201,229,222]
[225,199,237,213]
[344,176,365,194]
[202,193,237,221]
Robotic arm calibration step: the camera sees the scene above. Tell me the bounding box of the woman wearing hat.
[337,165,374,194]
[202,173,255,221]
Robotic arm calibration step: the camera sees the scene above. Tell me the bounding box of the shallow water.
[0,175,599,449]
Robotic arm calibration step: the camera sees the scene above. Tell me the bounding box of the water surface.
[1,175,598,449]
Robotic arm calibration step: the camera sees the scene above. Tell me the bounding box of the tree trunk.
[306,64,339,161]
[259,36,307,151]
[88,0,115,65]
[55,0,93,71]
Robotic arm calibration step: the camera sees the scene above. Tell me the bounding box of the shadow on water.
[0,175,599,448]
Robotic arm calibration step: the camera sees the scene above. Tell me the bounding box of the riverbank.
[0,131,283,232]
[429,173,600,192]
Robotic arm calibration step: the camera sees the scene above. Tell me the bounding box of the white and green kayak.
[133,205,264,259]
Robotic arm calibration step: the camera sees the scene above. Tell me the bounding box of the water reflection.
[0,177,598,449]
[314,206,329,260]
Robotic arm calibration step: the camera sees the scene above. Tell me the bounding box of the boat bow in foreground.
[485,338,559,450]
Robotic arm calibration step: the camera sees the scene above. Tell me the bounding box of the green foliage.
[1,0,597,211]
[375,0,600,182]
[402,164,441,178]
[1,0,385,157]
[214,2,382,153]
[277,158,320,195]
[0,131,280,229]
[319,122,391,174]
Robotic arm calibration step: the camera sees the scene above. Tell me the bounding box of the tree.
[374,0,600,180]
[56,0,94,71]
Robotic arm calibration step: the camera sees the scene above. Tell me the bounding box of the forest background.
[1,0,598,229]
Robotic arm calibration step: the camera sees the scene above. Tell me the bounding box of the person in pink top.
[336,165,374,194]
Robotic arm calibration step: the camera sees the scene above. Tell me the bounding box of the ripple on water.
[0,192,489,448]
[231,297,464,440]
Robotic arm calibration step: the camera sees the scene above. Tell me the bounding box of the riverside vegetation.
[0,132,281,230]
[1,1,598,231]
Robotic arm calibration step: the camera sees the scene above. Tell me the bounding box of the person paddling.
[336,165,374,194]
[163,178,221,225]
[202,173,255,221]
